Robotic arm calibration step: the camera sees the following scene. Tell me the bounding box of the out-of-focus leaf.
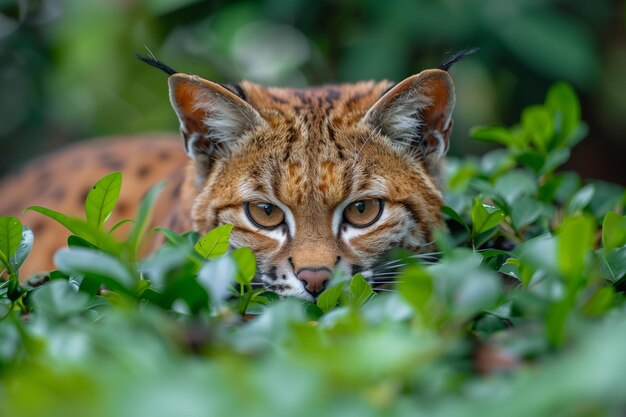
[397,265,433,318]
[470,126,516,147]
[197,256,236,308]
[85,172,122,229]
[522,105,553,153]
[546,297,573,347]
[194,224,233,259]
[517,151,546,173]
[567,184,595,214]
[54,247,136,292]
[602,212,626,250]
[542,148,570,174]
[154,227,187,246]
[583,286,617,317]
[600,247,626,282]
[127,181,166,256]
[31,280,90,318]
[511,197,543,230]
[557,215,595,281]
[546,82,581,147]
[589,182,625,219]
[494,170,537,206]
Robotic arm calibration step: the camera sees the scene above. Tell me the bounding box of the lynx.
[0,49,475,301]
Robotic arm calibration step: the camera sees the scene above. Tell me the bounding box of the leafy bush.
[1,83,625,417]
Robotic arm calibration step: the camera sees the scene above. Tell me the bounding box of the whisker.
[370,259,437,272]
[374,288,397,292]
[374,253,441,268]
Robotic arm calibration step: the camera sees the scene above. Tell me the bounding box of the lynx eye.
[244,201,285,229]
[343,199,384,228]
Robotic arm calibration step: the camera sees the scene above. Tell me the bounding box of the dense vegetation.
[1,83,625,417]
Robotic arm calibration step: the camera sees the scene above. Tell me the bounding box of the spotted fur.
[0,67,457,301]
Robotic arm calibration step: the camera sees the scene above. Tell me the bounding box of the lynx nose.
[297,268,331,297]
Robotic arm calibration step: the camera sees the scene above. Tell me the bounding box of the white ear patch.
[372,91,432,148]
[168,74,266,182]
[360,69,455,167]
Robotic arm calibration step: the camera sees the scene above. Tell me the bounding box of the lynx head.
[167,66,456,301]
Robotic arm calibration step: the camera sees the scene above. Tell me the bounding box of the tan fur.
[0,135,190,277]
[0,69,456,300]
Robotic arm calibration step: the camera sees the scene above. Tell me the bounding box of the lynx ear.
[362,69,455,175]
[168,74,266,184]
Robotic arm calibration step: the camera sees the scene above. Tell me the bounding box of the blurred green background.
[1,0,624,184]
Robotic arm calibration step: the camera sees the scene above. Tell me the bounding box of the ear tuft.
[438,47,479,71]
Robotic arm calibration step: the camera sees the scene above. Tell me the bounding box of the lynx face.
[170,69,455,301]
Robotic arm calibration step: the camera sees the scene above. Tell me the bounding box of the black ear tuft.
[134,53,177,76]
[438,47,480,71]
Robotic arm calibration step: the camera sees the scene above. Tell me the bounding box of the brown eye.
[343,199,384,228]
[244,201,285,229]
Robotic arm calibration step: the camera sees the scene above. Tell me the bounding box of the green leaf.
[521,105,553,153]
[442,205,469,232]
[546,82,581,147]
[194,224,233,259]
[0,216,22,272]
[470,126,515,147]
[583,286,616,317]
[541,148,570,174]
[85,172,122,229]
[567,184,595,214]
[127,181,167,256]
[494,170,537,206]
[317,281,345,313]
[9,226,33,273]
[471,200,505,236]
[232,247,256,286]
[602,212,626,250]
[546,297,573,347]
[67,235,98,249]
[348,273,374,308]
[397,265,433,317]
[0,250,7,274]
[31,280,90,317]
[54,247,137,292]
[557,215,595,281]
[511,197,543,230]
[108,219,134,234]
[26,206,121,255]
[599,247,626,283]
[517,151,546,173]
[197,256,236,307]
[154,227,186,245]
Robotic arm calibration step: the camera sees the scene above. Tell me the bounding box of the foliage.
[1,83,626,417]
